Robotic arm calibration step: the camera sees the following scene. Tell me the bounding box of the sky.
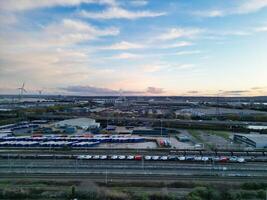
[0,0,267,96]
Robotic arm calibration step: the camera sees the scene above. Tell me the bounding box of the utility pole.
[105,169,108,185]
[160,119,163,137]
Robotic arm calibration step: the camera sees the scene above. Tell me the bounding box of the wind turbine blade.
[23,89,27,93]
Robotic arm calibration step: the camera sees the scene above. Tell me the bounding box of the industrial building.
[55,118,100,130]
[233,134,267,148]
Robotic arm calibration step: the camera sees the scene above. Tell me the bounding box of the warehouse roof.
[235,133,267,147]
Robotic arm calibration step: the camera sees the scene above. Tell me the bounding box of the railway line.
[1,158,267,178]
[2,173,267,182]
[0,148,267,157]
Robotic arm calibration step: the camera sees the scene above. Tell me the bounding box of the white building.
[55,118,100,130]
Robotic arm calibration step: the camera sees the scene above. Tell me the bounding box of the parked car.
[127,155,134,160]
[119,155,126,160]
[93,155,100,159]
[194,156,202,161]
[134,155,142,161]
[77,155,86,160]
[185,156,194,161]
[160,156,168,161]
[100,155,107,160]
[201,156,209,162]
[168,155,177,161]
[219,156,228,163]
[145,155,152,160]
[152,156,160,160]
[229,156,238,162]
[111,155,118,160]
[178,156,186,161]
[212,156,220,162]
[237,157,245,163]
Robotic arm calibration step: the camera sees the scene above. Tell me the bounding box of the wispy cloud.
[194,0,267,18]
[194,10,225,18]
[43,19,119,45]
[163,41,194,48]
[175,50,201,56]
[109,52,141,59]
[61,85,165,95]
[236,0,267,14]
[130,0,148,7]
[158,27,203,40]
[142,63,195,73]
[219,90,250,96]
[255,25,267,32]
[101,41,145,50]
[79,6,166,20]
[0,0,117,11]
[146,86,164,94]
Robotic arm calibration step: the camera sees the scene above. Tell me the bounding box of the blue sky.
[0,0,267,96]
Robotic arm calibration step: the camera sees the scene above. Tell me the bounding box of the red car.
[219,156,229,163]
[134,155,142,161]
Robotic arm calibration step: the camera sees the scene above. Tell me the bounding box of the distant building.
[233,133,267,148]
[55,118,100,130]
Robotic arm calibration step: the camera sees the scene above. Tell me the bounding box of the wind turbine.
[18,82,27,101]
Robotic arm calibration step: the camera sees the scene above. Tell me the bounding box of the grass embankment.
[188,129,233,150]
[187,130,204,143]
[206,130,231,140]
[0,179,267,200]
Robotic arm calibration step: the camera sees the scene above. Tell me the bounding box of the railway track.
[1,158,267,178]
[1,172,267,182]
[0,148,266,157]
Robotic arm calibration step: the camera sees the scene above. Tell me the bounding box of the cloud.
[194,10,225,18]
[251,86,267,90]
[146,87,164,94]
[130,0,148,7]
[174,64,195,69]
[236,0,267,14]
[61,85,165,95]
[0,0,117,11]
[142,63,195,73]
[101,41,145,50]
[194,0,267,18]
[218,30,251,36]
[187,90,199,94]
[79,6,166,20]
[142,64,167,73]
[219,90,250,96]
[175,50,201,56]
[109,52,141,59]
[158,28,203,40]
[255,26,267,32]
[163,41,194,48]
[61,85,120,95]
[0,17,121,90]
[43,19,119,45]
